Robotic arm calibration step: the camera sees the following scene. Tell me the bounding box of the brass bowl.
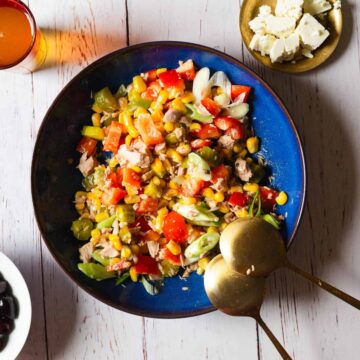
[240,0,343,73]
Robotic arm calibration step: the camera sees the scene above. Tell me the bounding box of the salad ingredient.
[184,232,220,260]
[78,263,116,280]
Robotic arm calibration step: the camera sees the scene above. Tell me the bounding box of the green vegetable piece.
[250,163,266,184]
[185,104,213,123]
[92,250,111,267]
[115,205,135,223]
[78,263,115,281]
[115,272,130,286]
[96,214,116,229]
[144,181,162,199]
[174,204,219,226]
[82,173,96,191]
[165,132,179,145]
[263,214,281,230]
[249,192,262,218]
[187,152,211,181]
[94,87,119,112]
[101,113,113,127]
[130,98,152,109]
[93,166,106,189]
[114,84,127,99]
[197,146,221,167]
[160,260,180,277]
[71,219,93,241]
[224,103,249,119]
[81,126,105,141]
[184,232,220,259]
[119,227,132,244]
[141,276,162,296]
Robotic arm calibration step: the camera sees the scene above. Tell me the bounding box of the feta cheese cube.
[259,5,272,16]
[270,38,286,63]
[284,33,300,58]
[248,6,273,35]
[275,0,304,21]
[249,34,277,56]
[303,0,332,15]
[295,13,330,50]
[265,15,296,38]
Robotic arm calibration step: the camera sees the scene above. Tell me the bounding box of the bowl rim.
[31,40,307,319]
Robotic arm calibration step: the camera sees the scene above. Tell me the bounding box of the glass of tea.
[0,0,46,73]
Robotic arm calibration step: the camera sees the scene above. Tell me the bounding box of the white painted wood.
[0,0,359,359]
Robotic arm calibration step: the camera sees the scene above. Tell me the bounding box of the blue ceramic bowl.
[31,42,306,318]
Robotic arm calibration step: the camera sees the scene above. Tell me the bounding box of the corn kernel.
[216,87,224,95]
[150,101,163,112]
[163,159,172,171]
[169,181,179,190]
[152,109,164,123]
[95,211,109,223]
[202,187,215,199]
[119,97,128,111]
[214,192,225,203]
[190,123,201,132]
[93,199,101,210]
[133,75,147,93]
[197,268,204,275]
[180,91,195,104]
[166,240,182,255]
[157,90,169,105]
[108,234,120,244]
[164,189,179,199]
[128,88,141,102]
[219,204,230,213]
[198,257,210,271]
[134,107,148,118]
[157,207,169,217]
[240,149,248,158]
[243,183,259,193]
[92,113,101,127]
[91,229,101,238]
[76,191,88,198]
[80,212,90,219]
[124,195,140,204]
[168,87,183,99]
[121,245,132,259]
[90,236,100,245]
[171,98,187,113]
[164,121,175,133]
[123,112,139,137]
[156,68,167,75]
[247,137,259,154]
[92,104,102,113]
[129,165,142,173]
[207,227,219,234]
[166,149,183,163]
[110,257,121,266]
[276,191,288,206]
[236,209,249,218]
[125,134,133,147]
[130,266,138,282]
[130,244,140,256]
[128,126,139,138]
[108,157,118,169]
[183,197,197,205]
[230,186,243,194]
[233,144,242,153]
[92,188,103,198]
[220,222,228,231]
[75,203,85,211]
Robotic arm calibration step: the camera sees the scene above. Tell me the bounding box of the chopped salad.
[72,60,288,294]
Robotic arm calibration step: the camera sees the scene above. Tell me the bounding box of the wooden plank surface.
[0,0,359,359]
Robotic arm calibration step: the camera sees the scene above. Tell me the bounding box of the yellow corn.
[216,87,224,95]
[164,189,179,199]
[168,87,182,100]
[171,98,187,113]
[169,181,179,190]
[92,188,103,198]
[110,258,121,266]
[76,191,88,198]
[164,121,175,133]
[198,257,210,271]
[157,207,169,217]
[93,199,102,210]
[214,192,225,203]
[151,176,160,186]
[124,195,140,204]
[75,203,85,211]
[247,137,259,154]
[80,212,90,220]
[180,91,195,104]
[152,158,165,176]
[276,191,288,206]
[92,113,101,127]
[134,107,148,118]
[230,186,243,194]
[219,204,230,213]
[129,266,138,282]
[197,268,204,275]
[133,75,147,93]
[156,68,167,75]
[243,183,259,193]
[95,211,109,223]
[157,90,169,105]
[128,88,141,102]
[91,229,101,238]
[240,149,248,158]
[155,207,168,232]
[108,234,123,251]
[119,97,128,111]
[220,222,228,231]
[151,109,164,124]
[121,245,132,259]
[108,157,118,169]
[207,227,219,234]
[130,244,140,256]
[125,134,133,146]
[202,187,215,199]
[190,123,201,132]
[183,197,197,205]
[166,149,183,163]
[123,112,139,138]
[92,104,103,113]
[87,192,97,201]
[233,144,242,153]
[236,208,249,218]
[166,240,182,255]
[150,101,163,112]
[90,236,100,245]
[129,165,142,173]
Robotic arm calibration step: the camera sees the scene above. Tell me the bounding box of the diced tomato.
[116,167,123,184]
[211,164,230,184]
[106,171,121,188]
[136,196,158,214]
[161,248,182,266]
[142,230,161,242]
[225,123,245,140]
[231,85,251,102]
[158,69,185,90]
[134,256,160,275]
[201,97,221,117]
[228,192,249,207]
[122,168,141,189]
[198,124,222,140]
[76,136,97,156]
[106,259,131,272]
[162,212,188,243]
[259,186,279,210]
[143,80,162,101]
[176,59,196,81]
[180,178,205,197]
[103,121,123,153]
[144,69,158,84]
[214,116,238,130]
[131,217,151,233]
[190,139,212,150]
[134,114,164,146]
[102,187,127,205]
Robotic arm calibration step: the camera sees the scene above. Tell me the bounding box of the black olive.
[0,296,16,320]
[0,319,12,336]
[0,281,6,295]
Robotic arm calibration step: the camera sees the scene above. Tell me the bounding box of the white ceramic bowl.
[0,252,32,360]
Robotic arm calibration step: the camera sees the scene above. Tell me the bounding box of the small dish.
[240,0,343,73]
[0,252,32,360]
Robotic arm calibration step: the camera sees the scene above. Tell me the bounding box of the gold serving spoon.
[220,217,360,309]
[239,0,343,73]
[204,254,292,360]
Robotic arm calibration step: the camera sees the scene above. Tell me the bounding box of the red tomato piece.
[106,259,131,272]
[134,114,164,146]
[176,59,196,81]
[161,248,182,266]
[214,116,238,130]
[131,217,152,233]
[106,171,121,188]
[198,124,222,140]
[144,69,157,84]
[231,85,251,102]
[158,69,185,90]
[201,97,221,117]
[259,186,279,210]
[76,136,97,156]
[180,178,205,197]
[122,168,141,189]
[228,192,249,207]
[103,121,123,153]
[136,196,159,214]
[225,123,245,140]
[143,80,162,101]
[102,187,127,205]
[190,139,212,150]
[134,256,160,275]
[211,164,230,184]
[162,212,188,243]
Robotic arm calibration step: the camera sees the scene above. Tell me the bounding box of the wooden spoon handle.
[285,261,360,310]
[254,314,293,360]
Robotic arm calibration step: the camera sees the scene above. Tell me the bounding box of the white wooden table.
[1,1,359,359]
